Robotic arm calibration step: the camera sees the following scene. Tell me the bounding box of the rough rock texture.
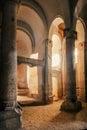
[60,100,82,112]
[22,100,87,130]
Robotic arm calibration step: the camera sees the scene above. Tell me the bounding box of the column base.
[60,100,82,112]
[0,107,23,130]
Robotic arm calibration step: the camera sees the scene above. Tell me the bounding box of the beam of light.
[74,48,78,64]
[30,53,38,59]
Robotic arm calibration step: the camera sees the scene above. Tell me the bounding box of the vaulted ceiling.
[0,0,87,54]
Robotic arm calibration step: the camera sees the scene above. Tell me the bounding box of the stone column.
[0,0,23,130]
[60,28,82,112]
[43,39,53,104]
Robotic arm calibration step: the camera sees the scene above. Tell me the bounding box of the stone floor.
[22,100,87,130]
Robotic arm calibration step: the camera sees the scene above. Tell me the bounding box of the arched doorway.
[16,30,43,105]
[49,17,65,101]
[75,19,85,101]
[16,30,38,104]
[16,3,47,105]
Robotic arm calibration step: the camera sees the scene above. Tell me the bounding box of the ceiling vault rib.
[21,0,48,28]
[17,20,35,52]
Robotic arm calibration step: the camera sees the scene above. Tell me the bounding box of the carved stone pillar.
[43,39,53,104]
[0,0,23,130]
[60,28,82,112]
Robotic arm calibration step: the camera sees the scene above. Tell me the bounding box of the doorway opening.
[16,30,42,105]
[75,19,85,101]
[49,17,65,101]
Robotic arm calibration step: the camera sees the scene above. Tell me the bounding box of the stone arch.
[21,0,48,27]
[17,4,47,54]
[48,17,65,101]
[16,3,48,104]
[17,20,35,52]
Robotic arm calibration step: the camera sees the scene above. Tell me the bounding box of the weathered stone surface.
[60,100,82,112]
[0,108,22,130]
[0,1,22,130]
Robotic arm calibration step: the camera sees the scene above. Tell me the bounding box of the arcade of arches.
[0,0,87,130]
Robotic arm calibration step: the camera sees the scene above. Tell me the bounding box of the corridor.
[1,1,87,130]
[22,100,87,130]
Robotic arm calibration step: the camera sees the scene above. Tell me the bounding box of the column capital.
[3,0,21,4]
[1,0,21,13]
[1,0,21,8]
[64,28,77,39]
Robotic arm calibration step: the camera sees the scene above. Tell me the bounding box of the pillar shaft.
[0,1,23,130]
[64,29,77,101]
[43,39,53,104]
[60,28,82,112]
[0,0,18,109]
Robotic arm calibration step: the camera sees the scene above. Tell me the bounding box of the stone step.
[17,96,40,105]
